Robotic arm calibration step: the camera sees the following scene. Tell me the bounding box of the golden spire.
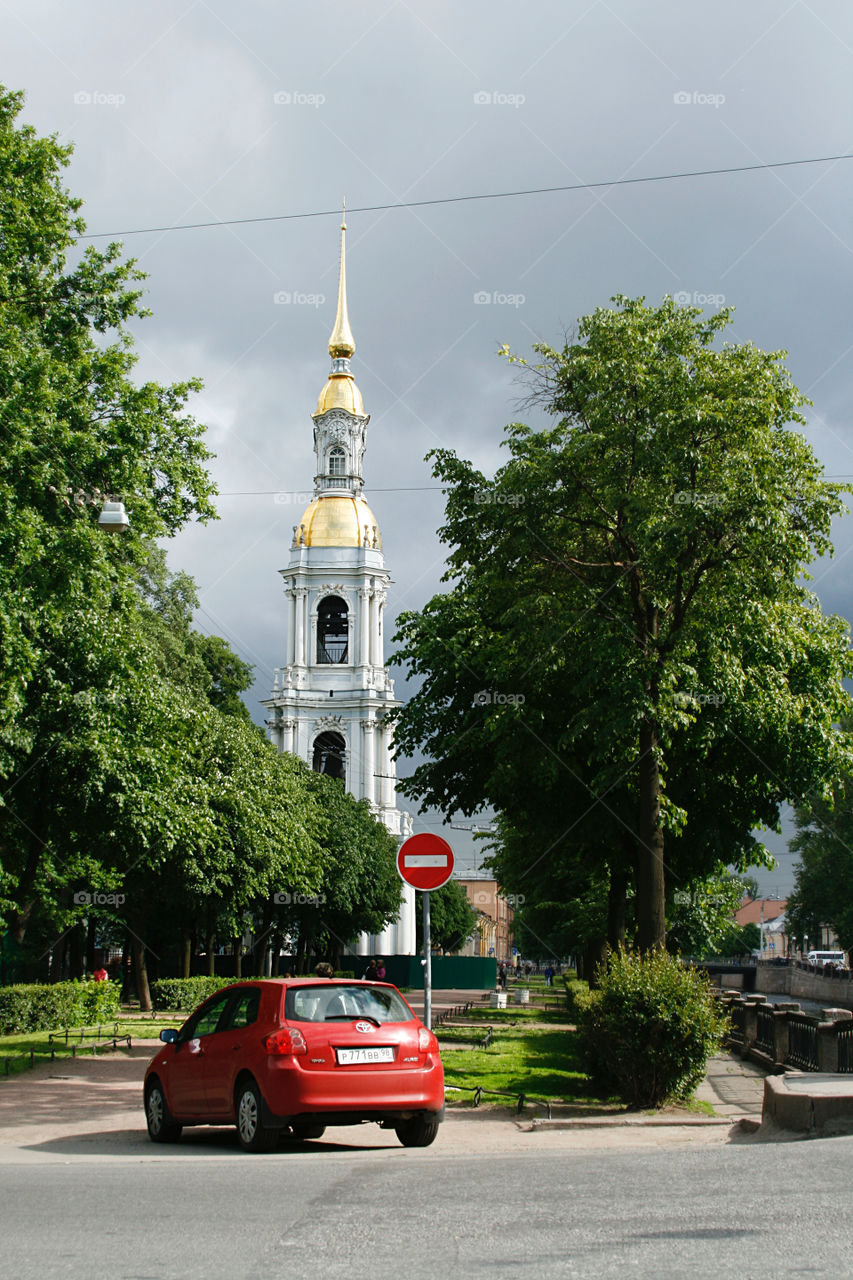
[328,198,355,360]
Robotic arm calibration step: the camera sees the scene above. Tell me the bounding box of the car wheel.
[288,1123,326,1141]
[394,1116,440,1148]
[145,1079,182,1144]
[235,1079,277,1153]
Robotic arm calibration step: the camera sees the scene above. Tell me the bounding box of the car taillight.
[264,1027,307,1056]
[418,1026,437,1054]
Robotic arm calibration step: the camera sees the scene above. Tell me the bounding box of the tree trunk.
[206,933,216,977]
[636,718,666,951]
[69,922,85,980]
[130,931,152,1012]
[86,917,97,974]
[181,934,192,979]
[583,936,608,989]
[607,869,628,951]
[233,938,242,979]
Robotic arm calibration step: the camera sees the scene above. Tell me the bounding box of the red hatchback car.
[143,978,445,1152]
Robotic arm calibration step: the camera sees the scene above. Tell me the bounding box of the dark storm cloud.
[7,0,853,884]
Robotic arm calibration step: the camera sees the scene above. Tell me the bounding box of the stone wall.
[755,961,853,1010]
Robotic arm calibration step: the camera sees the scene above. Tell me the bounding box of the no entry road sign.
[397,833,455,891]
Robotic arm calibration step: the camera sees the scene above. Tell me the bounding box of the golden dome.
[294,494,382,548]
[315,374,365,416]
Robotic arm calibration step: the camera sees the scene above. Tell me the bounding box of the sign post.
[397,833,455,1031]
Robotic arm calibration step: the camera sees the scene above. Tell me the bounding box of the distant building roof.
[734,897,787,927]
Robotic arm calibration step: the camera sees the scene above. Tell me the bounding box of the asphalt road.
[2,1134,851,1279]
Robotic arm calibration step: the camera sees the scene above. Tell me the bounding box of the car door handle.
[232,1044,242,1051]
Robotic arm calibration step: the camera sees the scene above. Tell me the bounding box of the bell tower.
[263,211,415,957]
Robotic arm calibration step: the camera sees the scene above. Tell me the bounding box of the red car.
[143,978,444,1152]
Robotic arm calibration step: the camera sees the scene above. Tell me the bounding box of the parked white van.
[806,950,847,969]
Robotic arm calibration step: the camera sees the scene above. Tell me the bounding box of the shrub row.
[149,977,244,1012]
[0,980,121,1035]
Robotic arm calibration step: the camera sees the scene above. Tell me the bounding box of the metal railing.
[729,1003,746,1045]
[787,1015,819,1071]
[755,1006,775,1055]
[838,1022,853,1074]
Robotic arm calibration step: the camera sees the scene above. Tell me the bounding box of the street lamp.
[97,500,130,533]
[49,486,130,533]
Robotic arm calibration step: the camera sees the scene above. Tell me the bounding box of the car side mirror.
[159,1028,179,1044]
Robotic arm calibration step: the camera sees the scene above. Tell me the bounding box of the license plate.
[335,1046,395,1065]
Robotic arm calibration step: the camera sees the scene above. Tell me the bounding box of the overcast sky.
[7,1,853,891]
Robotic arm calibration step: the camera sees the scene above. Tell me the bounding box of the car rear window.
[285,984,414,1025]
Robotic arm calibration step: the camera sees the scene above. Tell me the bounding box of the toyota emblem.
[354,1021,375,1033]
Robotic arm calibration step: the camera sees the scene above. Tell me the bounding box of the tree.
[415,880,478,954]
[0,85,216,945]
[393,297,853,949]
[276,775,403,972]
[788,774,853,955]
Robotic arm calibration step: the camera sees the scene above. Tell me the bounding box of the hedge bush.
[562,976,591,1021]
[149,977,243,1013]
[0,980,121,1035]
[579,947,728,1108]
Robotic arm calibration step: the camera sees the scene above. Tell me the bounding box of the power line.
[80,152,853,240]
[218,486,445,496]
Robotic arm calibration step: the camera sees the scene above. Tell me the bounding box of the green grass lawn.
[440,1022,622,1111]
[0,1013,178,1078]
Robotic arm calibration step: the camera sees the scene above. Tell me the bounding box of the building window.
[328,447,346,477]
[317,595,348,664]
[312,731,345,780]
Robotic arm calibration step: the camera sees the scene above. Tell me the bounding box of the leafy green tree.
[789,777,853,955]
[415,879,478,954]
[393,296,853,950]
[278,775,403,973]
[665,864,749,959]
[0,85,216,947]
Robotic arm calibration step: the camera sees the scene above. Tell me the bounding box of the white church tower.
[263,213,416,957]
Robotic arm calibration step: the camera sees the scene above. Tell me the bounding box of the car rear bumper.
[261,1101,446,1129]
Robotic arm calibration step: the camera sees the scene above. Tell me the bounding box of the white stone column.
[358,586,371,667]
[370,591,384,666]
[286,588,296,667]
[361,718,376,804]
[396,883,417,956]
[294,588,307,666]
[281,719,295,754]
[380,726,395,809]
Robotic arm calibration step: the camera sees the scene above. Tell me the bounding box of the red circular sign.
[397,833,455,891]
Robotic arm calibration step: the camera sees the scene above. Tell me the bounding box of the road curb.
[530,1114,737,1130]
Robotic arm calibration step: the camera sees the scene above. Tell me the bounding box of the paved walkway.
[0,991,770,1159]
[694,1052,767,1118]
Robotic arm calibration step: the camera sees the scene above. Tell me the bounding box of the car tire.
[394,1116,440,1147]
[235,1079,277,1153]
[288,1123,326,1141]
[145,1079,183,1144]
